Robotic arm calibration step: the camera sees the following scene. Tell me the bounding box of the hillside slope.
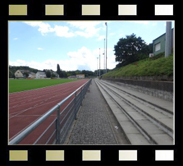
[103,54,173,79]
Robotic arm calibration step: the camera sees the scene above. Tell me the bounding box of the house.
[76,74,85,79]
[36,71,46,79]
[28,72,36,79]
[43,69,59,78]
[68,75,77,79]
[51,71,59,78]
[14,70,30,78]
[153,28,174,56]
[14,70,23,78]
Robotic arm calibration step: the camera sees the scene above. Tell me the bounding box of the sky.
[9,20,174,72]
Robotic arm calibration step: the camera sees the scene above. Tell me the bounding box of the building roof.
[68,75,76,78]
[19,70,30,73]
[29,72,36,75]
[36,71,46,75]
[153,28,174,42]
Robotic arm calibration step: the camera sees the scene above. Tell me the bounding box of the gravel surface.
[68,79,117,144]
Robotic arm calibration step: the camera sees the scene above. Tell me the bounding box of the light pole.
[105,22,108,73]
[99,48,100,76]
[97,57,98,77]
[104,38,105,73]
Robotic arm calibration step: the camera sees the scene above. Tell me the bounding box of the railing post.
[84,85,86,99]
[81,87,83,106]
[74,92,77,120]
[56,106,60,144]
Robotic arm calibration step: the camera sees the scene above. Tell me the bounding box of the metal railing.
[9,79,92,145]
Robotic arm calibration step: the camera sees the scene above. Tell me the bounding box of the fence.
[9,79,92,145]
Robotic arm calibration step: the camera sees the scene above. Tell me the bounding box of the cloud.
[37,47,43,50]
[24,21,54,35]
[9,59,58,71]
[54,25,74,37]
[13,38,18,40]
[9,47,117,72]
[10,59,27,66]
[24,21,73,37]
[24,21,103,39]
[67,47,97,70]
[67,21,101,38]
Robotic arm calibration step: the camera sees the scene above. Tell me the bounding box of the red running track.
[9,79,89,144]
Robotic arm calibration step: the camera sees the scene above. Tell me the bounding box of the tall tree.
[57,64,61,78]
[114,33,150,67]
[46,70,51,78]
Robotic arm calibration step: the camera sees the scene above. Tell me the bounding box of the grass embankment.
[9,79,78,93]
[103,54,173,78]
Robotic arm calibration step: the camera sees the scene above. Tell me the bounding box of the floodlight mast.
[105,22,108,73]
[99,48,100,76]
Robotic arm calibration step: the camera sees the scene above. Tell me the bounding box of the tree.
[114,33,151,67]
[57,64,61,78]
[51,73,56,78]
[62,71,67,78]
[60,70,64,78]
[46,70,51,78]
[23,72,29,78]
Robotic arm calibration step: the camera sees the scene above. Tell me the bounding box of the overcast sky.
[9,21,174,71]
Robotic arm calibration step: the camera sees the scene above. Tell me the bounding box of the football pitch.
[9,79,78,93]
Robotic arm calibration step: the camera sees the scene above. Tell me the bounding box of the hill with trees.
[9,65,96,78]
[9,66,39,78]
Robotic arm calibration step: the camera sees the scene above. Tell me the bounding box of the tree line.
[9,65,96,78]
[56,64,95,78]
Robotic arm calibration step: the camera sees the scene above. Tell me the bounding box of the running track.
[9,79,89,144]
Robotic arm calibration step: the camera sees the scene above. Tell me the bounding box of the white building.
[28,72,36,79]
[36,71,46,79]
[14,70,30,78]
[76,74,85,79]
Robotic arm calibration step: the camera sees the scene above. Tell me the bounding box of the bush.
[51,73,57,78]
[137,53,149,61]
[150,52,164,60]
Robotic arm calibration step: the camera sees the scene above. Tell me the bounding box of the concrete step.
[96,79,173,145]
[102,80,173,113]
[95,79,150,145]
[102,82,173,133]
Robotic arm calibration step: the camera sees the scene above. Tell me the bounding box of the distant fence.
[9,79,92,145]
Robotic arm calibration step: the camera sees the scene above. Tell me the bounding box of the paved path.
[67,79,119,144]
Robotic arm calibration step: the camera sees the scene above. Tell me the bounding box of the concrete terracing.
[67,78,174,145]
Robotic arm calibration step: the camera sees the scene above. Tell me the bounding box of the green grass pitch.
[9,79,78,93]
